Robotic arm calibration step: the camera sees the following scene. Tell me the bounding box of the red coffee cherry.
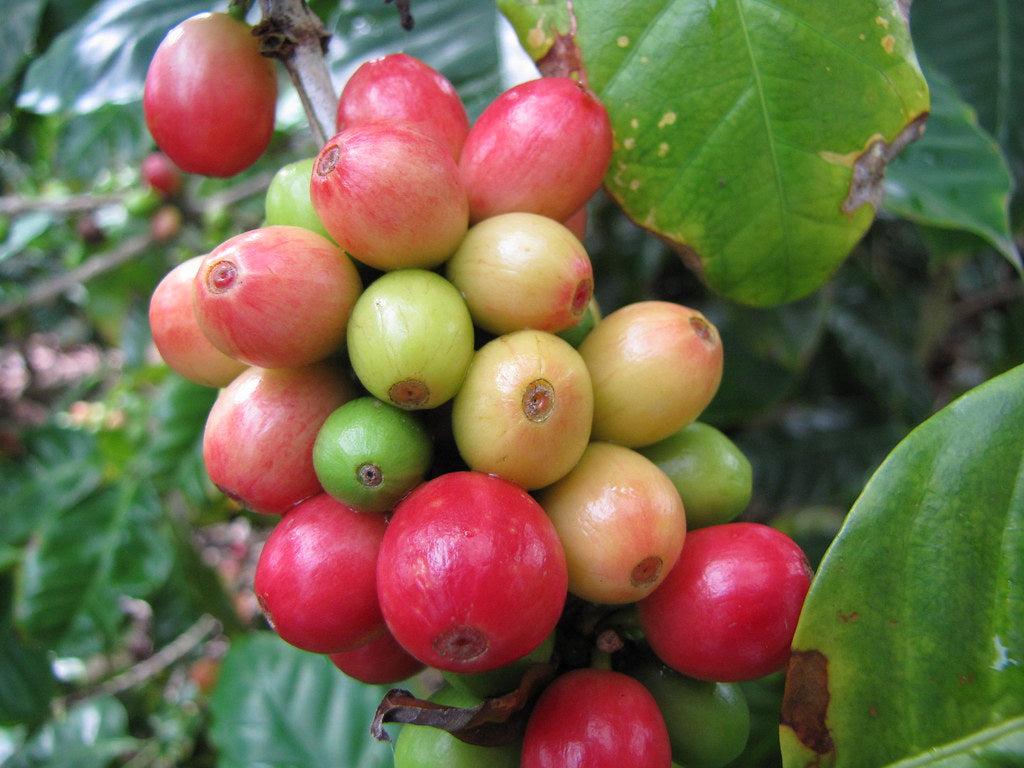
[459,76,612,223]
[522,667,672,768]
[335,52,469,160]
[376,471,568,674]
[255,494,387,654]
[638,522,814,682]
[144,12,277,177]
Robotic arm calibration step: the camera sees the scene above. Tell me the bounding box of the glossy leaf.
[0,0,46,95]
[0,577,54,727]
[3,696,138,768]
[499,0,930,306]
[15,480,174,651]
[883,63,1021,271]
[908,0,1024,182]
[209,632,394,768]
[780,364,1024,767]
[17,0,210,114]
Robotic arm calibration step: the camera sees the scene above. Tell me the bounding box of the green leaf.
[3,696,139,768]
[883,63,1021,271]
[780,363,1024,767]
[908,0,1024,185]
[209,632,394,768]
[16,0,209,115]
[0,0,46,96]
[15,480,175,651]
[0,577,55,727]
[499,0,930,306]
[882,716,1024,767]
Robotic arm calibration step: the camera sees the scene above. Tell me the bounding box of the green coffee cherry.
[393,686,521,768]
[639,422,752,529]
[313,397,432,514]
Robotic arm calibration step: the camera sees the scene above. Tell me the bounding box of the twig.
[61,614,223,706]
[0,233,154,321]
[256,0,337,147]
[0,192,127,216]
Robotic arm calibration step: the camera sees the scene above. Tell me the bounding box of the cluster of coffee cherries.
[146,45,812,768]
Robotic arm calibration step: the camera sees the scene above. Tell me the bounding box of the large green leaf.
[883,63,1021,271]
[16,0,209,114]
[908,0,1024,185]
[3,696,139,768]
[0,577,54,727]
[209,632,394,768]
[0,0,46,96]
[15,480,175,652]
[499,0,930,306]
[780,363,1024,767]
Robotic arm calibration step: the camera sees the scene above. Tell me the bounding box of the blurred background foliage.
[0,0,1020,766]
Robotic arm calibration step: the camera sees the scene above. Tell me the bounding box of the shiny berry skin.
[335,52,469,161]
[638,523,814,682]
[141,151,183,196]
[328,628,425,685]
[148,255,246,388]
[459,77,612,223]
[376,471,568,674]
[579,301,724,447]
[310,123,469,270]
[255,494,387,654]
[202,363,355,514]
[192,225,362,369]
[522,668,672,768]
[144,12,277,177]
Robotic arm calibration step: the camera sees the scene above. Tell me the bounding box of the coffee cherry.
[521,668,672,768]
[193,225,362,369]
[393,686,521,768]
[148,256,246,388]
[346,269,474,410]
[335,53,469,161]
[445,212,594,335]
[459,77,613,223]
[144,12,277,177]
[255,493,387,654]
[638,523,813,682]
[537,442,686,605]
[579,301,724,447]
[620,651,750,768]
[639,422,753,529]
[310,123,469,270]
[264,157,332,240]
[313,396,432,513]
[441,631,555,699]
[377,471,568,674]
[202,363,355,514]
[329,628,425,685]
[141,151,183,196]
[451,330,593,490]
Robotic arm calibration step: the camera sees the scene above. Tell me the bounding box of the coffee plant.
[0,1,1021,767]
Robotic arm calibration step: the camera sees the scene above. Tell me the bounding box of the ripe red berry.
[148,255,246,388]
[192,225,362,369]
[638,522,814,682]
[459,77,612,223]
[335,52,469,160]
[202,363,355,514]
[376,471,568,674]
[255,494,387,654]
[144,12,277,177]
[328,628,425,685]
[141,151,184,196]
[522,668,672,768]
[310,123,469,270]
